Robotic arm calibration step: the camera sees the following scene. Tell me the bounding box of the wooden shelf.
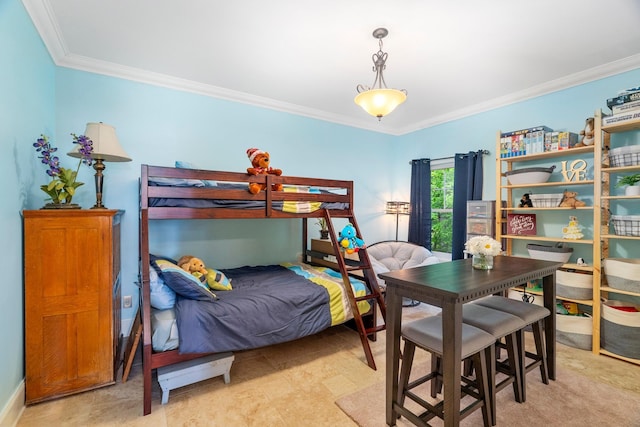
[502,234,594,244]
[500,180,594,189]
[501,145,594,162]
[496,124,602,358]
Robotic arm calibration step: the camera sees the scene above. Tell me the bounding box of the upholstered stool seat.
[460,304,527,424]
[474,295,551,401]
[397,316,494,427]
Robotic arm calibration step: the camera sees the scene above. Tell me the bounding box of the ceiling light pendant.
[355,28,407,120]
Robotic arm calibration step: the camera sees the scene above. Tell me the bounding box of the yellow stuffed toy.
[177,255,208,275]
[246,148,283,194]
[177,255,232,291]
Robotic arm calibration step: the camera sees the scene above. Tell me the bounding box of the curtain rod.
[410,149,490,164]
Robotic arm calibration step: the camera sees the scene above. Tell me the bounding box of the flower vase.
[472,254,494,270]
[320,230,330,240]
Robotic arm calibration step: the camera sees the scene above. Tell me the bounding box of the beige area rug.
[336,362,640,427]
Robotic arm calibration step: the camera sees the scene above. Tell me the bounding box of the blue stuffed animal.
[338,223,366,254]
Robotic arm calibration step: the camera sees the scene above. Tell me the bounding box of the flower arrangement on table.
[33,133,94,208]
[464,235,502,270]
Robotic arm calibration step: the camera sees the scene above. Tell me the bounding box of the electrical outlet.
[123,295,132,308]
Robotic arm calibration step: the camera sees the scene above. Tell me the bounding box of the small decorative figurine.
[519,193,533,208]
[562,216,584,240]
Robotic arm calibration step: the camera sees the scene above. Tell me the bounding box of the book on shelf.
[500,128,550,157]
[616,86,640,96]
[500,125,552,138]
[506,213,537,236]
[611,99,640,114]
[602,110,640,126]
[606,91,640,108]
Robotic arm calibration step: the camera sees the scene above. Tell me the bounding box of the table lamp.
[68,122,131,209]
[385,201,410,241]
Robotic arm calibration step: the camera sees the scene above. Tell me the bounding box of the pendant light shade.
[355,28,407,120]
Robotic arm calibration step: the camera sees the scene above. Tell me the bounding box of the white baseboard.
[0,380,25,427]
[0,318,135,427]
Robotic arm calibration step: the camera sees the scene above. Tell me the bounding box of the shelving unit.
[595,109,640,366]
[495,129,601,353]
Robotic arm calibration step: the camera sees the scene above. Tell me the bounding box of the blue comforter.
[174,265,332,353]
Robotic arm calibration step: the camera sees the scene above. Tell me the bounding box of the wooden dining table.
[379,255,563,427]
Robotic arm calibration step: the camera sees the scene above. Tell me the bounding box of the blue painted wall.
[0,0,56,414]
[3,0,640,418]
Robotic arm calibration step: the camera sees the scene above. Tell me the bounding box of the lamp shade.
[386,201,410,215]
[355,89,407,119]
[68,122,131,162]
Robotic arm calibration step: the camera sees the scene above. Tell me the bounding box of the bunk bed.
[139,164,386,415]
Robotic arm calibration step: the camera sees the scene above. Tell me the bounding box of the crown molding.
[23,0,640,136]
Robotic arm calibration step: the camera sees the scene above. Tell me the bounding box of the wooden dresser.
[23,209,123,404]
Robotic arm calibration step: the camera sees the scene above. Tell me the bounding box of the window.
[430,159,454,254]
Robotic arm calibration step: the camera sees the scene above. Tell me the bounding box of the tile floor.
[16,303,640,426]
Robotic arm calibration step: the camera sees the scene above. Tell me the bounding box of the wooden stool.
[474,295,550,401]
[397,316,494,427]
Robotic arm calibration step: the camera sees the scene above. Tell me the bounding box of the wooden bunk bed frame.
[139,164,386,415]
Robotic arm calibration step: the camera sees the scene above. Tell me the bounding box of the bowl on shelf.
[505,166,556,185]
[527,243,573,263]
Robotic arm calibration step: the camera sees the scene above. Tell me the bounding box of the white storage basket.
[556,269,593,300]
[556,314,592,350]
[603,258,640,293]
[601,300,640,360]
[529,193,563,208]
[609,145,640,167]
[610,215,640,237]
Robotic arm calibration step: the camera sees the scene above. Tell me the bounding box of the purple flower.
[71,133,94,167]
[34,133,95,204]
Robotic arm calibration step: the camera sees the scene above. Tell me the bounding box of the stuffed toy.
[558,190,586,208]
[246,148,283,194]
[575,117,595,147]
[177,255,208,275]
[519,193,533,208]
[338,223,366,254]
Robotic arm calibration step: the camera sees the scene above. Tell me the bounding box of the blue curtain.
[451,151,484,260]
[408,159,431,249]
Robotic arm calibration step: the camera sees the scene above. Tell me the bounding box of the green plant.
[615,173,640,188]
[315,218,328,230]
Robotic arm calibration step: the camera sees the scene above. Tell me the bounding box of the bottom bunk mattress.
[149,260,371,354]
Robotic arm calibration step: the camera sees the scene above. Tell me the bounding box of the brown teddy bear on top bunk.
[246,147,283,194]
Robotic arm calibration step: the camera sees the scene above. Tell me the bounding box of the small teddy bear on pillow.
[177,255,208,275]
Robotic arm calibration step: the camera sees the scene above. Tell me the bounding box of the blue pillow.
[149,266,176,309]
[152,259,217,301]
[175,161,217,187]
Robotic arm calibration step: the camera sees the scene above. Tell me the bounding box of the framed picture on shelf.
[507,213,537,235]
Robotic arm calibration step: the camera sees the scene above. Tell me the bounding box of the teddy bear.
[338,223,366,254]
[575,117,595,147]
[558,190,586,208]
[177,255,208,275]
[246,148,283,194]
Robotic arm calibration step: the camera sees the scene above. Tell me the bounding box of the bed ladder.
[322,209,387,370]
